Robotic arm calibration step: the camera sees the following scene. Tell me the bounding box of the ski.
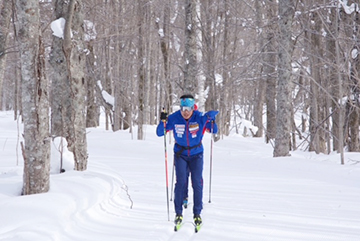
[174,222,183,231]
[194,223,202,233]
[173,221,202,232]
[193,215,202,233]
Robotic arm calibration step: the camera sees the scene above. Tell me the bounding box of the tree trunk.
[265,0,277,143]
[273,0,295,157]
[85,41,100,128]
[202,1,217,112]
[183,0,197,93]
[326,3,340,151]
[137,0,145,140]
[16,0,50,194]
[63,0,88,171]
[345,0,360,152]
[49,0,72,137]
[220,0,231,137]
[253,0,266,138]
[0,0,12,110]
[156,1,172,112]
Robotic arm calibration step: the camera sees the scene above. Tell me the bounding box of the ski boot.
[174,214,183,231]
[194,214,202,233]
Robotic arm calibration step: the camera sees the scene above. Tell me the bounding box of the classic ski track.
[55,163,130,240]
[168,221,199,241]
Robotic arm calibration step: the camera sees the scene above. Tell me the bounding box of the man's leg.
[183,166,190,207]
[174,154,188,215]
[189,153,204,215]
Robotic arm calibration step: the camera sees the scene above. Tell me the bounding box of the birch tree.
[50,0,88,170]
[137,0,145,140]
[342,0,360,152]
[64,0,88,170]
[49,0,72,137]
[183,0,197,93]
[16,0,50,194]
[273,0,295,157]
[308,8,326,154]
[327,2,340,152]
[0,0,12,109]
[264,0,277,143]
[155,0,172,112]
[253,0,266,137]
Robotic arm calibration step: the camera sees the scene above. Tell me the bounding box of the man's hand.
[160,111,168,121]
[206,110,219,121]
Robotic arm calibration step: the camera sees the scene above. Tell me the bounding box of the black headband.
[180,94,194,99]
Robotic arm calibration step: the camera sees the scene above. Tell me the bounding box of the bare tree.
[183,0,197,93]
[49,0,72,137]
[64,0,88,170]
[253,0,266,138]
[307,7,327,154]
[342,0,360,152]
[16,0,50,194]
[155,0,172,112]
[0,0,12,110]
[273,0,295,157]
[219,0,232,136]
[264,0,277,143]
[50,0,88,171]
[137,0,145,140]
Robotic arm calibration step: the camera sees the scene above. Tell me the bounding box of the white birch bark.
[273,0,295,157]
[195,0,205,112]
[0,0,12,109]
[65,0,88,170]
[137,0,145,140]
[184,0,197,93]
[16,0,50,194]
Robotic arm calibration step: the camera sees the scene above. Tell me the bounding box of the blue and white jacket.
[156,110,218,156]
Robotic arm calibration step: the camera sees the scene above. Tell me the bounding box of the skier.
[156,94,218,229]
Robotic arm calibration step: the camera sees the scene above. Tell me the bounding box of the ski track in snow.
[0,113,360,240]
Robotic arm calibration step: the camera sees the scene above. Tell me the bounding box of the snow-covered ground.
[0,111,359,241]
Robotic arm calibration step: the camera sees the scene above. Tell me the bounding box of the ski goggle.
[180,98,195,111]
[180,105,194,112]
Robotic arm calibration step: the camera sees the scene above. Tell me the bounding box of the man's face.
[181,108,193,120]
[180,97,195,120]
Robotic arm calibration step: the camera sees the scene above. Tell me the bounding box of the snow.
[50,18,70,39]
[0,110,360,240]
[51,18,96,41]
[351,48,358,59]
[84,20,97,42]
[96,81,114,107]
[339,0,359,15]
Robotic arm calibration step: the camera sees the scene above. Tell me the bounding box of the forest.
[0,0,359,194]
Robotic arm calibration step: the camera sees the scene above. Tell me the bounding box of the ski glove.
[160,111,168,121]
[205,110,219,121]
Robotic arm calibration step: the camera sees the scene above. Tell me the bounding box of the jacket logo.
[189,123,199,138]
[175,124,185,137]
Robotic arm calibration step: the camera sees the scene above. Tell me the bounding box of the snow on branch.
[97,81,114,108]
[339,0,360,15]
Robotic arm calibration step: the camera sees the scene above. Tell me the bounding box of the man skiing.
[156,94,218,230]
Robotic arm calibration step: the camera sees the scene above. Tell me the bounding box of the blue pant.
[174,153,203,215]
[183,166,190,199]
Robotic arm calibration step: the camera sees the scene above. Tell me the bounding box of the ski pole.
[162,110,170,221]
[209,120,214,203]
[170,158,175,201]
